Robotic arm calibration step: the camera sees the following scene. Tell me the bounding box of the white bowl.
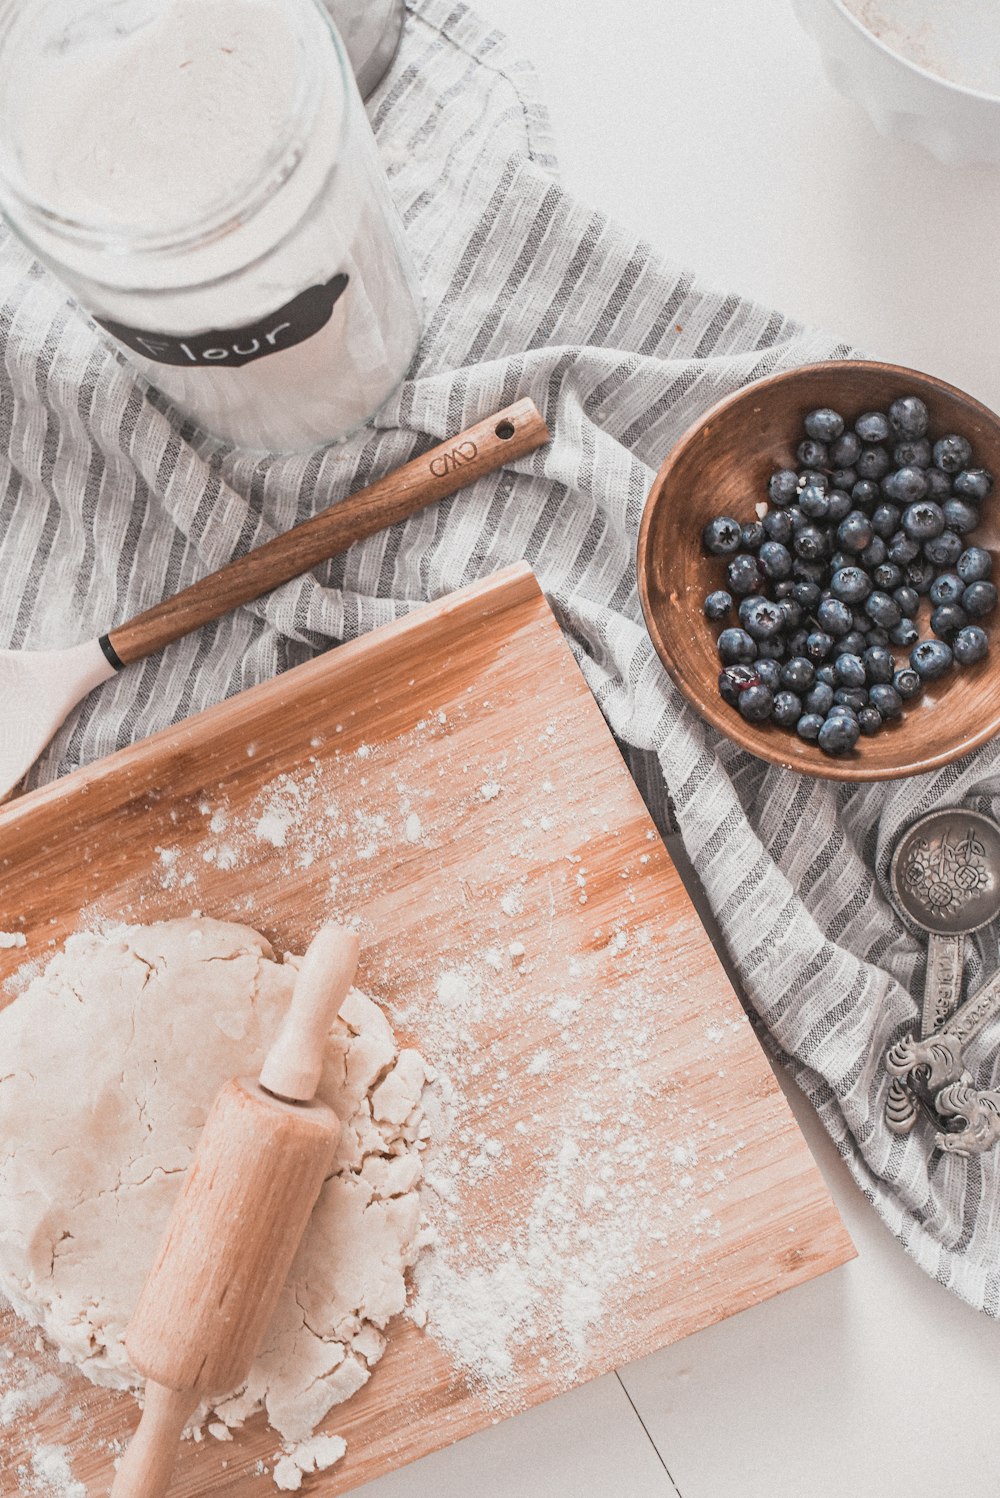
[793,0,1000,166]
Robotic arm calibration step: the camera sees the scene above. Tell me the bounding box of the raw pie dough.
[0,918,429,1485]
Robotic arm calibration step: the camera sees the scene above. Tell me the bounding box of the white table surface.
[359,3,1000,1494]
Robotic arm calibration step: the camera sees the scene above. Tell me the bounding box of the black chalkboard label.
[96,272,349,368]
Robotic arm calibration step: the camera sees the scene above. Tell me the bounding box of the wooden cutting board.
[0,563,853,1496]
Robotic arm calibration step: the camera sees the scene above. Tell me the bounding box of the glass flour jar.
[0,0,422,452]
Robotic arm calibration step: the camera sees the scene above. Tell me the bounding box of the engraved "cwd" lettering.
[429,440,478,478]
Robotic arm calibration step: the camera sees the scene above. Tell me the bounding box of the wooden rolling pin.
[110,923,360,1498]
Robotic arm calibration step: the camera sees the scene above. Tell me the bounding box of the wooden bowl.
[637,361,1000,781]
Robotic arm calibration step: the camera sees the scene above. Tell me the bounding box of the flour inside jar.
[0,0,421,450]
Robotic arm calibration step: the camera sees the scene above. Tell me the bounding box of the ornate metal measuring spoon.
[884,808,1000,1136]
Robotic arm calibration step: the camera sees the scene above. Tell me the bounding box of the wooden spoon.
[0,398,548,799]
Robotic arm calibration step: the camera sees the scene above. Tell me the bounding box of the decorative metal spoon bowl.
[886,807,1000,1135]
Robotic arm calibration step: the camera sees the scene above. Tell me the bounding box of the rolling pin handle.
[258,923,360,1102]
[109,1381,199,1498]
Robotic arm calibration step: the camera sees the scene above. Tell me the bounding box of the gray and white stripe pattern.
[2,0,999,1311]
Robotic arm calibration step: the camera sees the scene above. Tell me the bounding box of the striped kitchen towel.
[2,0,999,1313]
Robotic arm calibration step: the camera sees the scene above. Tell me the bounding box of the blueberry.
[834,653,866,688]
[893,666,922,699]
[703,515,743,554]
[906,557,936,594]
[763,510,794,544]
[797,438,829,470]
[739,596,784,638]
[779,598,804,631]
[856,411,891,444]
[953,625,989,665]
[806,630,834,663]
[781,656,815,692]
[866,627,891,648]
[923,529,963,566]
[827,489,853,521]
[805,408,845,443]
[957,547,992,583]
[738,684,773,722]
[830,430,862,467]
[704,590,733,620]
[871,503,901,539]
[793,524,829,561]
[856,445,891,481]
[861,537,888,569]
[831,566,871,604]
[829,551,853,574]
[798,482,830,519]
[718,627,757,664]
[755,659,782,690]
[873,563,903,591]
[818,714,860,755]
[815,664,837,687]
[933,435,973,473]
[953,468,994,502]
[837,511,874,554]
[793,558,826,585]
[741,520,765,551]
[962,580,998,618]
[923,468,953,502]
[774,579,795,598]
[929,572,963,606]
[727,553,764,595]
[852,479,882,509]
[887,531,920,566]
[888,395,929,440]
[835,687,869,711]
[804,682,834,715]
[757,540,793,580]
[889,618,920,648]
[884,466,929,504]
[863,645,894,684]
[928,605,964,647]
[942,498,979,535]
[817,597,853,637]
[892,578,916,614]
[798,469,828,493]
[787,628,810,657]
[868,683,903,719]
[768,469,800,506]
[796,713,824,742]
[793,580,821,609]
[756,638,787,660]
[830,467,857,491]
[718,664,760,706]
[772,690,803,728]
[837,630,867,657]
[788,508,808,533]
[893,438,932,469]
[827,705,860,722]
[911,639,954,679]
[858,706,883,736]
[902,501,945,541]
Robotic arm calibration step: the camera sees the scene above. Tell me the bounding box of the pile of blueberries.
[703,395,996,756]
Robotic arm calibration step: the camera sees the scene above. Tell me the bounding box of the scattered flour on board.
[1,702,754,1454]
[0,931,26,948]
[21,1445,86,1497]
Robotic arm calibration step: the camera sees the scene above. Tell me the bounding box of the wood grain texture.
[638,360,1000,781]
[106,398,549,665]
[125,1080,339,1397]
[0,564,853,1496]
